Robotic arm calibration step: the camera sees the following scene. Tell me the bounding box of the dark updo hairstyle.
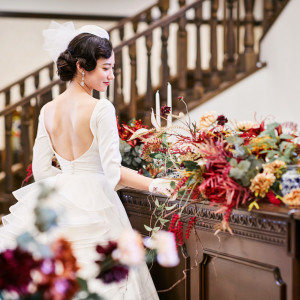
[56,33,113,81]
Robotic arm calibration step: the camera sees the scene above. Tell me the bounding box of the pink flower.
[144,231,179,267]
[112,229,145,266]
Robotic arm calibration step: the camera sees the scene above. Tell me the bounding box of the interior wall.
[183,0,300,127]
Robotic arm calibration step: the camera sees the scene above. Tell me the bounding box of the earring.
[80,71,85,87]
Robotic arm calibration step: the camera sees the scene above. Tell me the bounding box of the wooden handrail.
[0,62,54,93]
[114,1,202,54]
[0,79,61,117]
[108,3,158,33]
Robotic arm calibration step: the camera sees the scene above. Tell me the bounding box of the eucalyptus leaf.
[144,224,153,231]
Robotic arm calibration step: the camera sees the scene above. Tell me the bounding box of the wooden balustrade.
[0,0,290,196]
[0,79,64,193]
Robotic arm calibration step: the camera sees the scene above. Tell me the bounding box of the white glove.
[149,178,174,197]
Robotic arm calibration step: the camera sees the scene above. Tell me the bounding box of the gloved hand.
[149,178,174,197]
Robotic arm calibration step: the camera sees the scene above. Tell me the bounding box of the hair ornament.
[43,21,110,62]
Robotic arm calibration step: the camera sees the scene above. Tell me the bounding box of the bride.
[0,22,172,299]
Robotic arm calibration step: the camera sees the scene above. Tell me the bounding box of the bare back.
[44,92,98,161]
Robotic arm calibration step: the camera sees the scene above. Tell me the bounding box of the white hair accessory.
[43,21,110,62]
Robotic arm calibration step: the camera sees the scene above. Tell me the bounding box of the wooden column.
[129,43,137,119]
[178,0,186,7]
[160,24,170,104]
[194,4,204,99]
[242,0,257,71]
[224,0,236,80]
[177,14,188,97]
[145,33,153,126]
[209,0,220,90]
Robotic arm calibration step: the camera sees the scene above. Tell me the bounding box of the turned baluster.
[177,14,188,98]
[146,8,152,25]
[20,103,31,175]
[33,74,41,138]
[224,0,236,80]
[5,90,11,106]
[118,26,125,106]
[178,0,186,8]
[160,24,170,104]
[19,80,25,98]
[145,33,153,126]
[158,0,170,17]
[48,64,54,81]
[194,3,204,99]
[242,0,257,71]
[4,113,13,193]
[263,0,274,32]
[209,0,220,90]
[129,43,137,119]
[114,51,124,116]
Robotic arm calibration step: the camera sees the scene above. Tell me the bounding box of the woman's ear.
[76,60,84,73]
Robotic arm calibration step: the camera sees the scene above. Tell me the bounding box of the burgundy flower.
[161,105,171,118]
[217,115,228,126]
[0,247,41,295]
[96,241,118,256]
[177,96,184,102]
[98,265,129,284]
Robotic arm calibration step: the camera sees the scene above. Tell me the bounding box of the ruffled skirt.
[0,173,159,300]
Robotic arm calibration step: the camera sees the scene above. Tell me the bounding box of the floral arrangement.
[122,97,300,235]
[117,118,151,174]
[0,184,179,300]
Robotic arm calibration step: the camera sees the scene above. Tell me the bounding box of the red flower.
[266,191,282,206]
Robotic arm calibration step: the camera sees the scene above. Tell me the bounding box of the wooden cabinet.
[118,188,300,300]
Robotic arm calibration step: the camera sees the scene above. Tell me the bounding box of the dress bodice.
[32,99,122,190]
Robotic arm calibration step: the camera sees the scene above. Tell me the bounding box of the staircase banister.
[0,79,61,117]
[0,62,55,93]
[108,3,158,34]
[113,0,204,53]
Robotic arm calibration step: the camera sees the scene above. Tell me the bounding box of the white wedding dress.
[0,99,159,300]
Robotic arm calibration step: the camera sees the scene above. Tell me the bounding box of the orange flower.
[282,189,300,206]
[263,160,286,178]
[250,172,276,198]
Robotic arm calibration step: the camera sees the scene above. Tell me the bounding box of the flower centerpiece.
[124,97,300,236]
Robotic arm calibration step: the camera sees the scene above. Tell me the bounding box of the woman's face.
[85,51,115,92]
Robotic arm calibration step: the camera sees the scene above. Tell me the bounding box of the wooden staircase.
[0,0,289,208]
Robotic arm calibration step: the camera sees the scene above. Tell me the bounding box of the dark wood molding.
[0,11,125,21]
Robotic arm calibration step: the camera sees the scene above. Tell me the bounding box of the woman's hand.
[148,178,174,197]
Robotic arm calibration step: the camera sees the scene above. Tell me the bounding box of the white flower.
[112,229,145,266]
[235,120,259,131]
[144,231,179,267]
[197,111,217,130]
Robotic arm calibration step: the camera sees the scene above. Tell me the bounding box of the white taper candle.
[167,82,172,128]
[155,91,161,127]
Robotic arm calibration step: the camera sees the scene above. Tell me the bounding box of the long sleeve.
[94,99,122,190]
[32,107,61,181]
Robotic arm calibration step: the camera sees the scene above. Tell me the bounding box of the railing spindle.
[263,0,274,31]
[224,0,236,80]
[4,114,13,193]
[129,44,137,119]
[242,0,257,71]
[20,103,31,175]
[145,33,154,125]
[209,0,220,90]
[114,51,124,115]
[160,24,170,103]
[194,4,204,99]
[177,14,188,97]
[158,0,170,17]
